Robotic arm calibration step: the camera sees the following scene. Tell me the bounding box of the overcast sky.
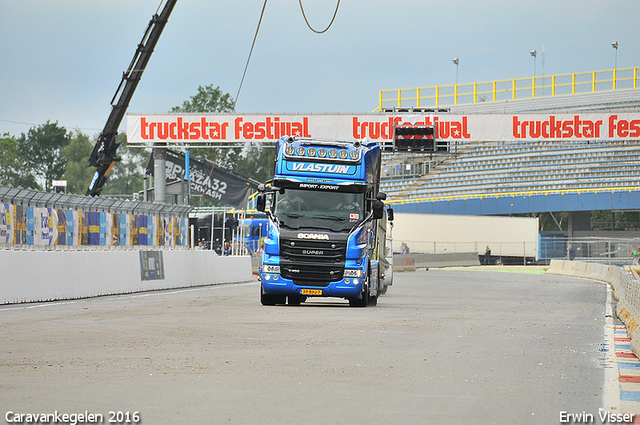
[1,0,638,137]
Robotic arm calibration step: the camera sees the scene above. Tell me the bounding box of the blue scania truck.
[255,136,394,307]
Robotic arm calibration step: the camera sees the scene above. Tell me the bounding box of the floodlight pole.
[530,50,537,78]
[530,50,537,97]
[453,58,459,85]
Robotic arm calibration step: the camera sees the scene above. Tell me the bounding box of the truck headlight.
[263,265,280,274]
[344,269,362,278]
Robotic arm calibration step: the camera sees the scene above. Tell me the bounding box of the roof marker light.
[285,145,295,156]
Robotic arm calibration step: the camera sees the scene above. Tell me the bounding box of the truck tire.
[260,284,286,306]
[288,295,303,306]
[349,283,369,307]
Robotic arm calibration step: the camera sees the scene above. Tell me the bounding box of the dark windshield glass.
[273,189,365,232]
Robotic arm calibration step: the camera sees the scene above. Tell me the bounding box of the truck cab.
[256,136,392,307]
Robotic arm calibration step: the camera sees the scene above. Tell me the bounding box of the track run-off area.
[0,268,625,424]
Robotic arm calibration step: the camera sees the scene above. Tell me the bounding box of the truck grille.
[279,232,347,284]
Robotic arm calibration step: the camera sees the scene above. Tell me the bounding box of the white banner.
[33,207,58,246]
[127,112,640,143]
[0,204,12,245]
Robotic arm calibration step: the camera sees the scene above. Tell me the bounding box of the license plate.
[301,289,322,296]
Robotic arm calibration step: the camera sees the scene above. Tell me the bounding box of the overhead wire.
[298,0,341,34]
[233,0,341,111]
[233,0,268,112]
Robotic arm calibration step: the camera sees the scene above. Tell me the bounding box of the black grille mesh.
[280,237,347,284]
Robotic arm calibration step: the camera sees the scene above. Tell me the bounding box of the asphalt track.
[0,269,610,424]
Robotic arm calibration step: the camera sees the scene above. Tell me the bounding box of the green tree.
[592,210,640,231]
[235,144,276,183]
[170,84,277,207]
[62,131,95,194]
[171,84,241,171]
[102,133,150,197]
[538,212,569,232]
[171,84,234,113]
[16,121,70,190]
[0,133,39,189]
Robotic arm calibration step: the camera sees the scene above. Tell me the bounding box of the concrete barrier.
[394,252,480,271]
[547,260,640,356]
[0,250,253,305]
[547,259,564,274]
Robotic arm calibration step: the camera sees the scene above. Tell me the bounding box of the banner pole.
[185,149,190,202]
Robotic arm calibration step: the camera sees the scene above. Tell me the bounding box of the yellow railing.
[375,67,639,112]
[385,186,640,206]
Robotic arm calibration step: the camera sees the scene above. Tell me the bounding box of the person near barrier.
[400,242,410,255]
[566,244,574,261]
[630,246,640,265]
[484,245,492,265]
[223,241,231,256]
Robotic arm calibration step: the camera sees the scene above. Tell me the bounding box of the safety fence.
[539,236,640,267]
[396,240,536,262]
[376,67,640,110]
[0,186,191,250]
[392,236,640,267]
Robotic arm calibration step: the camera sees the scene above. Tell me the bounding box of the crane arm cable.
[298,0,341,34]
[234,0,341,110]
[233,0,268,111]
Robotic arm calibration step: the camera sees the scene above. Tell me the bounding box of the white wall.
[0,250,253,305]
[392,213,539,257]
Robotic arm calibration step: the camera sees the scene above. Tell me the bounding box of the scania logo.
[302,250,324,255]
[297,233,329,240]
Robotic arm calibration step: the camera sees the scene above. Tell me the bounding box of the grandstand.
[380,68,640,215]
[381,138,640,201]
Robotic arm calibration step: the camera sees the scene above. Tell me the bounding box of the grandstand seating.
[381,139,640,201]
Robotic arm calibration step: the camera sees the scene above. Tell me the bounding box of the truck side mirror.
[377,192,387,201]
[372,199,384,219]
[387,208,394,222]
[256,193,266,212]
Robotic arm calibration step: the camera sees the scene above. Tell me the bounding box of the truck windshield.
[273,189,365,232]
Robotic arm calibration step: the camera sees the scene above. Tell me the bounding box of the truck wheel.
[288,295,303,306]
[349,284,369,307]
[260,284,285,306]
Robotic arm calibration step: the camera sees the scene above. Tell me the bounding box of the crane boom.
[86,0,177,196]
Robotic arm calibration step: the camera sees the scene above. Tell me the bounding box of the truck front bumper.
[260,273,364,299]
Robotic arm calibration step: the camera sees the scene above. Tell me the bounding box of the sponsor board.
[127,113,640,143]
